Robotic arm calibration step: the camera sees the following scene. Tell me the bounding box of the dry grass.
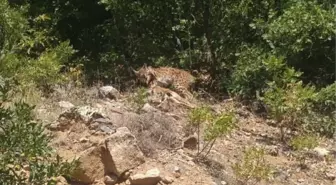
[123,112,183,157]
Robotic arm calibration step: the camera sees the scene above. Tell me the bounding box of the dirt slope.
[34,86,335,185]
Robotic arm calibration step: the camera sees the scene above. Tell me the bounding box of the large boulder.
[72,147,106,183]
[103,127,145,176]
[72,127,145,183]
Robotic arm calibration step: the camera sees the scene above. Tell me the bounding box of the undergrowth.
[0,76,78,184]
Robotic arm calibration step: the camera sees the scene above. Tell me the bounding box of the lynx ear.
[143,63,148,69]
[130,67,139,75]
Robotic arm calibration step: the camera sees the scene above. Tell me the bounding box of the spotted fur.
[133,64,195,99]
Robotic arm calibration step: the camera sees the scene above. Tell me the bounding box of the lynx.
[148,86,196,109]
[132,64,195,99]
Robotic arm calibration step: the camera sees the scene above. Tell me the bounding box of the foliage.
[0,76,78,184]
[262,0,335,86]
[0,0,333,140]
[228,46,301,98]
[312,83,336,115]
[0,0,28,51]
[261,81,317,140]
[2,0,334,91]
[128,87,148,111]
[0,2,76,95]
[19,41,76,92]
[302,111,336,138]
[233,146,273,184]
[188,107,236,157]
[290,134,319,151]
[289,134,319,168]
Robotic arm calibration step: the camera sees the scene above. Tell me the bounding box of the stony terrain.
[33,85,335,185]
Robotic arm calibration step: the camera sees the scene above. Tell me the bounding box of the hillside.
[29,85,334,185]
[0,0,335,184]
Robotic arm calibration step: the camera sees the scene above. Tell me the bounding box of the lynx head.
[132,63,155,85]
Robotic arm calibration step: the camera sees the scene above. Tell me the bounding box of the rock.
[59,106,105,123]
[98,86,120,100]
[103,127,145,176]
[325,170,336,180]
[173,166,180,173]
[125,180,131,185]
[221,181,227,185]
[72,147,106,183]
[72,127,144,183]
[266,146,279,156]
[161,175,174,184]
[297,178,304,183]
[141,103,159,112]
[47,123,60,130]
[122,170,132,180]
[80,137,89,143]
[172,166,181,179]
[58,101,75,109]
[173,173,181,178]
[182,135,198,150]
[89,118,116,134]
[56,176,68,185]
[104,175,118,185]
[98,125,116,134]
[92,180,106,185]
[92,118,113,124]
[129,168,162,185]
[313,147,330,157]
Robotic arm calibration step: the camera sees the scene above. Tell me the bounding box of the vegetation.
[289,134,319,168]
[0,0,335,182]
[233,146,274,184]
[188,107,236,157]
[0,76,78,184]
[128,87,149,111]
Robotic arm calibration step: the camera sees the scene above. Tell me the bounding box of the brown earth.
[34,86,335,185]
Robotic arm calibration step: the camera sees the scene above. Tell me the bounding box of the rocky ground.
[33,85,336,185]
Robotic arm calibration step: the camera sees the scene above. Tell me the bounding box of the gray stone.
[313,147,330,157]
[129,168,161,185]
[58,101,75,109]
[98,86,120,100]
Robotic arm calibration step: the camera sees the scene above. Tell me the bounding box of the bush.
[188,107,236,157]
[20,41,76,93]
[0,76,78,184]
[128,87,149,112]
[312,83,336,115]
[261,80,317,140]
[228,46,301,99]
[289,134,319,168]
[263,0,335,86]
[233,146,273,184]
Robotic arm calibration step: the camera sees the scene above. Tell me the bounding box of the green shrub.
[0,0,28,51]
[233,146,273,184]
[302,110,335,138]
[261,80,317,140]
[128,87,149,111]
[22,41,75,91]
[229,46,301,99]
[188,107,236,157]
[312,83,336,114]
[290,134,319,151]
[263,0,335,86]
[289,134,319,168]
[0,76,78,184]
[262,79,335,138]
